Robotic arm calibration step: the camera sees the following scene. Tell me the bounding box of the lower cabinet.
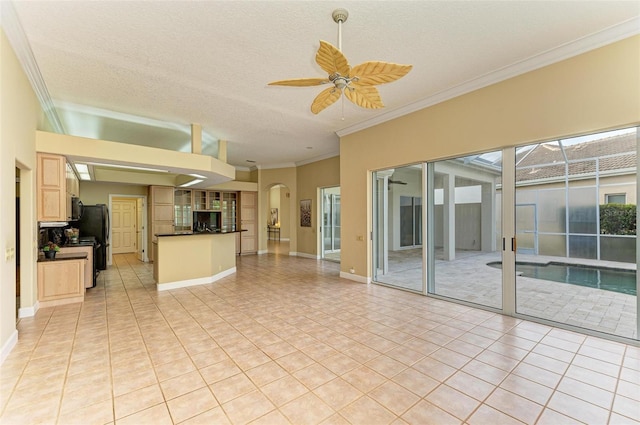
[37,259,85,307]
[59,246,93,288]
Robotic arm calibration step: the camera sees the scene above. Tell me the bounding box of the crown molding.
[337,17,640,138]
[1,1,65,134]
[256,162,297,170]
[295,151,340,167]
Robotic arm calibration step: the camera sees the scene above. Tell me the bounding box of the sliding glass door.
[373,165,423,292]
[371,126,638,342]
[321,187,341,262]
[427,152,503,309]
[515,128,638,339]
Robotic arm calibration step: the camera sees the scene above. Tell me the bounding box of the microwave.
[71,197,83,220]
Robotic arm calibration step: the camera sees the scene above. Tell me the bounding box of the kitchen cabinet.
[37,258,85,307]
[240,191,257,254]
[193,190,207,210]
[59,245,93,288]
[37,153,67,221]
[208,191,222,211]
[149,185,175,261]
[174,189,192,231]
[65,163,80,221]
[221,192,237,232]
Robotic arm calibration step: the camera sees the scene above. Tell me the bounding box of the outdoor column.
[481,181,497,252]
[443,173,455,261]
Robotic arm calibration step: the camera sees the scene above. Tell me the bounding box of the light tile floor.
[1,252,639,424]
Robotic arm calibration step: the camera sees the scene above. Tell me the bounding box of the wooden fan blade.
[315,40,350,77]
[344,84,384,109]
[350,62,412,86]
[311,86,341,114]
[268,78,330,87]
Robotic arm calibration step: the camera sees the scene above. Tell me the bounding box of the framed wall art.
[300,199,311,227]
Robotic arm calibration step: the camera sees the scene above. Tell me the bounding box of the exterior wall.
[340,36,640,281]
[0,29,43,361]
[296,156,340,257]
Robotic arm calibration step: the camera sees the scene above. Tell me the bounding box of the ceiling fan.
[268,8,413,114]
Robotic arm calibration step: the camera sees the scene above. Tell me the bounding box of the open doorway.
[267,184,290,254]
[321,186,341,262]
[108,194,148,264]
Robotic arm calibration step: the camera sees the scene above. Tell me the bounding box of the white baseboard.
[19,301,39,318]
[1,329,18,366]
[258,249,268,255]
[339,271,370,284]
[157,267,236,291]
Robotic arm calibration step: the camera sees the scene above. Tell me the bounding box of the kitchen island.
[153,231,240,291]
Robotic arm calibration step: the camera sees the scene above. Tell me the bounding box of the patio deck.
[377,249,638,340]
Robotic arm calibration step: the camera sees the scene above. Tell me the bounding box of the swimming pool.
[487,261,637,296]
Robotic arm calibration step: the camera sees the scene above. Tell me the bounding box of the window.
[606,193,626,204]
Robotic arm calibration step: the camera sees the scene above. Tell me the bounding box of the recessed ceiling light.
[74,163,92,181]
[84,162,169,173]
[178,179,204,188]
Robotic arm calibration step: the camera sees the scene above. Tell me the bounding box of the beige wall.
[341,36,640,280]
[258,167,297,253]
[79,181,149,205]
[279,187,291,239]
[296,156,340,256]
[236,169,256,182]
[0,29,43,358]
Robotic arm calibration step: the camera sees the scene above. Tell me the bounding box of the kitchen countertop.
[61,241,95,247]
[155,230,246,237]
[38,252,88,262]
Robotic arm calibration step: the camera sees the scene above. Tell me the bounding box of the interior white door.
[112,199,137,254]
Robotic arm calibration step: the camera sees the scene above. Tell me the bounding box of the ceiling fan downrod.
[332,8,348,52]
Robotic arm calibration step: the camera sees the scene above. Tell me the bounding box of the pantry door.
[112,198,137,254]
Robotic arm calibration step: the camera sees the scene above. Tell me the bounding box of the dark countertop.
[155,230,246,237]
[38,252,88,262]
[60,241,95,247]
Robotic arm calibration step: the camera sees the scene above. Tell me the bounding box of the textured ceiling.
[11,1,640,169]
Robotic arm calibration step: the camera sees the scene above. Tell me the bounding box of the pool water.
[487,261,637,296]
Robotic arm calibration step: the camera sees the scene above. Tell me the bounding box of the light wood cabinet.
[59,246,93,288]
[193,190,207,210]
[149,185,175,261]
[174,189,192,231]
[37,153,67,221]
[240,191,257,254]
[37,259,85,307]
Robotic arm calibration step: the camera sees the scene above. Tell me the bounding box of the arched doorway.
[267,184,291,254]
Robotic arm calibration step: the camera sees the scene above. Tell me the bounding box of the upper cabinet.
[37,153,67,221]
[36,153,81,222]
[66,163,79,197]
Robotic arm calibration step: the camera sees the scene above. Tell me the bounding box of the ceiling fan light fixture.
[268,8,412,115]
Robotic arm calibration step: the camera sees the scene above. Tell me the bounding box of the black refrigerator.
[77,204,109,270]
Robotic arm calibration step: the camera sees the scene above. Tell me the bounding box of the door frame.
[108,194,148,264]
[320,187,341,258]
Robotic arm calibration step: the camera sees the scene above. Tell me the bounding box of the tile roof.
[516,132,636,182]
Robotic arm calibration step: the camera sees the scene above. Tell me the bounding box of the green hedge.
[600,204,636,235]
